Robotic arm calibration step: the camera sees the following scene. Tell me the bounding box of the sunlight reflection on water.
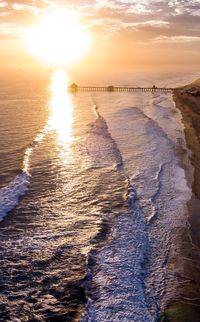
[49,70,74,164]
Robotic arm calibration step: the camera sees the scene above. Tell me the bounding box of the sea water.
[0,69,199,321]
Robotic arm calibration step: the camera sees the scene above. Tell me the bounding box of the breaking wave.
[0,125,49,221]
[84,104,123,170]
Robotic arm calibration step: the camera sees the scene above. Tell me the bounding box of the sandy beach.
[161,79,200,321]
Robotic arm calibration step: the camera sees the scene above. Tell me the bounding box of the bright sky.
[0,0,200,69]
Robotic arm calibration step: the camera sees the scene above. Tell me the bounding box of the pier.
[69,83,175,93]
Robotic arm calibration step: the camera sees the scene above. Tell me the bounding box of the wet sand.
[160,79,200,321]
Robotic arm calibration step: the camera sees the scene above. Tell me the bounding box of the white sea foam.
[82,207,151,322]
[0,171,30,221]
[82,104,123,170]
[82,78,193,320]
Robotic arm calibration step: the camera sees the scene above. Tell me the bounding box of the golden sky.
[0,0,200,69]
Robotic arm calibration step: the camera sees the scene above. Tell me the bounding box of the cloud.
[0,1,7,8]
[130,20,170,27]
[151,35,200,43]
[0,11,10,16]
[168,0,200,16]
[0,21,20,37]
[11,3,40,14]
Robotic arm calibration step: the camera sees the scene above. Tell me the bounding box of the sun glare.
[48,70,74,163]
[25,9,90,67]
[50,70,73,144]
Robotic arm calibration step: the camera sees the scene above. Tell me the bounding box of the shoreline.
[160,79,200,321]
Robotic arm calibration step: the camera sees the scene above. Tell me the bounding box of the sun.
[24,9,90,67]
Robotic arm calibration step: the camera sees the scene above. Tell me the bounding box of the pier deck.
[69,85,175,93]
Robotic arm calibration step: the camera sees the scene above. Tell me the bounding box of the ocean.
[0,68,199,321]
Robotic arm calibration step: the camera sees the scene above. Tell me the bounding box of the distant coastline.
[161,79,200,322]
